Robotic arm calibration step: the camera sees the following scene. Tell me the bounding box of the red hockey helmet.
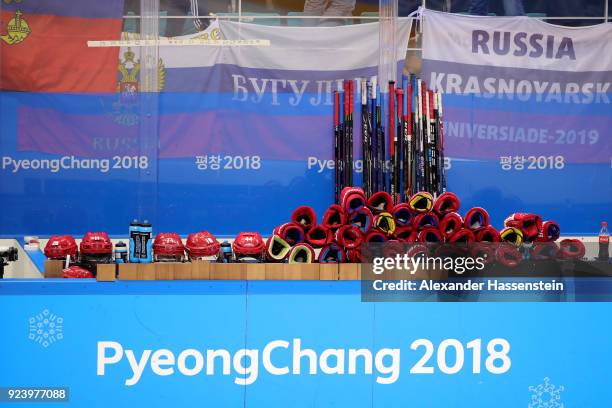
[44,235,78,259]
[80,232,112,255]
[185,231,219,260]
[62,265,94,279]
[233,232,265,261]
[153,233,185,262]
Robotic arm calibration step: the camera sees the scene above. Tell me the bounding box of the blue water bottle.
[218,241,233,263]
[140,220,153,263]
[129,220,140,263]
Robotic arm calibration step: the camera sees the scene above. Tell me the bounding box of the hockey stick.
[361,79,369,196]
[382,86,388,193]
[343,80,352,188]
[339,85,345,196]
[414,78,422,193]
[361,79,370,196]
[342,79,351,187]
[388,81,396,202]
[367,80,375,197]
[403,82,412,200]
[421,81,431,193]
[334,90,340,203]
[428,89,438,195]
[395,86,404,204]
[436,91,447,193]
[348,79,354,187]
[377,85,385,193]
[432,90,441,195]
[371,77,378,193]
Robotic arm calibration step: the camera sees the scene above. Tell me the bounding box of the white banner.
[116,19,413,73]
[218,18,413,72]
[418,8,611,229]
[422,9,612,73]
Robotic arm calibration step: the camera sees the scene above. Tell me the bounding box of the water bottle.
[140,220,153,263]
[599,221,609,261]
[129,220,140,263]
[520,242,533,261]
[114,241,128,263]
[218,241,233,263]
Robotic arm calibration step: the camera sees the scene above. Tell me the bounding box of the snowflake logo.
[528,377,564,408]
[28,309,63,348]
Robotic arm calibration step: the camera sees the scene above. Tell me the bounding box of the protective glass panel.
[0,0,413,237]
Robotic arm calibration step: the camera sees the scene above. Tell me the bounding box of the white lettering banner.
[422,9,612,73]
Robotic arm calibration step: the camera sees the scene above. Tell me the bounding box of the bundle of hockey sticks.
[334,74,446,204]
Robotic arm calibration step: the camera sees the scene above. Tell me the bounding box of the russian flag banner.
[1,0,124,92]
[14,19,414,162]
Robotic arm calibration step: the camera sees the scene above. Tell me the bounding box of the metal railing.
[122,0,610,23]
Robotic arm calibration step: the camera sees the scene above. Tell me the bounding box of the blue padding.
[0,279,247,295]
[1,278,612,300]
[247,280,360,295]
[0,280,359,296]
